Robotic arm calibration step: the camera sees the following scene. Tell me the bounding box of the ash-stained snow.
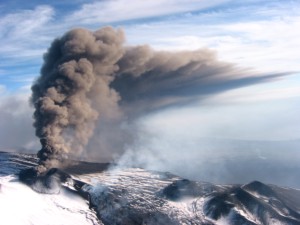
[1,151,300,225]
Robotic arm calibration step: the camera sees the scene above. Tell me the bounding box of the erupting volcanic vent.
[24,26,284,179]
[31,27,125,174]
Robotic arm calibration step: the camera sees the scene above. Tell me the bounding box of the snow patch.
[0,175,99,225]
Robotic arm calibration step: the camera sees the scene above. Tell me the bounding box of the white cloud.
[0,84,6,94]
[213,15,300,72]
[0,92,38,151]
[1,1,299,74]
[0,6,54,36]
[124,10,300,73]
[0,5,54,59]
[0,0,299,100]
[68,0,230,24]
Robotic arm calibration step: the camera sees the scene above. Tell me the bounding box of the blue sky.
[0,0,300,151]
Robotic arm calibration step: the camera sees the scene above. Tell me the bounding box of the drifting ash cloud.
[31,26,289,174]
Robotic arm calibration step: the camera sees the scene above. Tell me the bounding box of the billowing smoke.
[31,27,287,174]
[31,27,124,173]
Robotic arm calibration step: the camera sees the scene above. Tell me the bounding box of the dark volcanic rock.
[161,179,221,200]
[203,183,300,225]
[19,167,73,194]
[19,167,39,185]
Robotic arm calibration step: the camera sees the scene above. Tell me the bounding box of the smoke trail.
[31,27,287,174]
[114,45,287,117]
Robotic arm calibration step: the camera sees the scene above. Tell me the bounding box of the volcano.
[0,151,299,225]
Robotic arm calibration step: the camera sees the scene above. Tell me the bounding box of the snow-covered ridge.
[1,151,300,225]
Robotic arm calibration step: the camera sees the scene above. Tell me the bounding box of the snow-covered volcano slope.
[1,151,300,225]
[0,152,99,225]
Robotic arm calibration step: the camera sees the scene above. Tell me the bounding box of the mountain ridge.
[1,151,299,225]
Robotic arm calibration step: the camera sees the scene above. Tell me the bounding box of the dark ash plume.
[31,27,288,173]
[31,27,124,173]
[114,45,287,117]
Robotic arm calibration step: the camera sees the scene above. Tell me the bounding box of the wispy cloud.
[0,6,56,90]
[0,5,54,58]
[0,0,299,94]
[122,1,300,73]
[67,0,231,24]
